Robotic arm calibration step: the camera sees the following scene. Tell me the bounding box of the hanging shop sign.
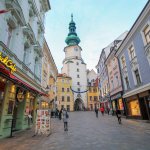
[35,109,51,136]
[0,52,17,73]
[17,89,25,102]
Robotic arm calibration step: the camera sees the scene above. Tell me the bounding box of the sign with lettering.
[35,109,51,136]
[0,52,16,73]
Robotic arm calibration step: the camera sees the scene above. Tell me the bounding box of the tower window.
[77,75,80,78]
[77,82,80,85]
[77,68,79,72]
[78,88,80,92]
[62,88,64,92]
[76,62,79,65]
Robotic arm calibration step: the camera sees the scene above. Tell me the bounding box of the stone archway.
[74,98,84,111]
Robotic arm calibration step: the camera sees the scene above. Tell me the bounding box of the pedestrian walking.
[59,108,63,120]
[107,107,110,115]
[116,109,122,124]
[63,108,69,131]
[100,107,104,116]
[95,107,98,118]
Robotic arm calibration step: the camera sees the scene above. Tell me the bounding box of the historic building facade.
[116,1,150,120]
[0,0,50,138]
[87,70,100,110]
[96,32,127,112]
[41,38,58,109]
[105,32,128,115]
[61,15,88,110]
[56,74,74,111]
[96,49,110,110]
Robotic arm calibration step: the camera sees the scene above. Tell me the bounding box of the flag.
[0,10,10,14]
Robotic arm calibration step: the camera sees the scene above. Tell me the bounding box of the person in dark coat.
[95,107,98,118]
[116,109,122,124]
[59,108,63,120]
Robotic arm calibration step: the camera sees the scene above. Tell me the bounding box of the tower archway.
[74,98,84,111]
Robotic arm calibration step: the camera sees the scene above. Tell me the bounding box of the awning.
[0,64,48,97]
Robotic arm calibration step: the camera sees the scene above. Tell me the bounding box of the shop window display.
[128,100,141,116]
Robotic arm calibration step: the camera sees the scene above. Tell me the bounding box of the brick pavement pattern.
[0,112,150,150]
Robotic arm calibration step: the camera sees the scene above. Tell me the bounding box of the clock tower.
[62,14,88,110]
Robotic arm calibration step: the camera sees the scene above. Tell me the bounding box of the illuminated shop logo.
[0,52,17,73]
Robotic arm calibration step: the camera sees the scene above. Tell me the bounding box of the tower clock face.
[74,47,78,51]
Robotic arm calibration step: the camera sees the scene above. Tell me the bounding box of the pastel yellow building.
[87,86,100,111]
[56,74,74,111]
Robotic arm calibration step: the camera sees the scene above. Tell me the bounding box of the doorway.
[74,98,84,111]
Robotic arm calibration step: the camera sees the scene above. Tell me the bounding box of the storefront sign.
[0,52,16,73]
[111,93,122,101]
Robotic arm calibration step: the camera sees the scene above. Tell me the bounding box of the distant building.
[41,39,58,109]
[116,1,150,120]
[105,34,128,115]
[96,32,127,111]
[56,74,74,111]
[61,15,88,110]
[87,70,100,110]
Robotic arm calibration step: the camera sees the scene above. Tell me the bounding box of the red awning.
[0,64,48,97]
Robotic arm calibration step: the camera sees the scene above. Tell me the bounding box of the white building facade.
[62,15,88,110]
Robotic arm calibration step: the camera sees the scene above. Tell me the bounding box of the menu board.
[35,109,51,135]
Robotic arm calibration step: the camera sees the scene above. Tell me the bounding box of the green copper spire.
[65,14,80,46]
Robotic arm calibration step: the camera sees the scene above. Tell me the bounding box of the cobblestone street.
[0,112,150,150]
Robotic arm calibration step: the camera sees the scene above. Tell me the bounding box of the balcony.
[0,41,41,83]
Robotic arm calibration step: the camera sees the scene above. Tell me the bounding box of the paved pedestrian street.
[0,112,150,150]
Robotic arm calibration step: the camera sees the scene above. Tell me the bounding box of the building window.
[6,26,13,47]
[77,68,79,72]
[62,96,65,101]
[129,45,135,60]
[62,88,64,92]
[125,76,130,89]
[78,88,80,92]
[67,105,70,111]
[77,82,80,85]
[143,24,150,44]
[76,62,79,65]
[67,96,70,102]
[61,105,64,109]
[111,80,114,89]
[77,75,80,78]
[121,56,126,68]
[90,96,92,101]
[67,88,70,92]
[97,68,99,73]
[94,96,97,101]
[116,76,119,86]
[134,69,141,85]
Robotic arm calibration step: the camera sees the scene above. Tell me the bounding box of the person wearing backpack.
[63,108,69,131]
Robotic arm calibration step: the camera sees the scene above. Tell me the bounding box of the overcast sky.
[44,0,148,73]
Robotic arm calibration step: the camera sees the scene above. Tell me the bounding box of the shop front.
[125,92,150,120]
[111,92,125,115]
[0,58,46,139]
